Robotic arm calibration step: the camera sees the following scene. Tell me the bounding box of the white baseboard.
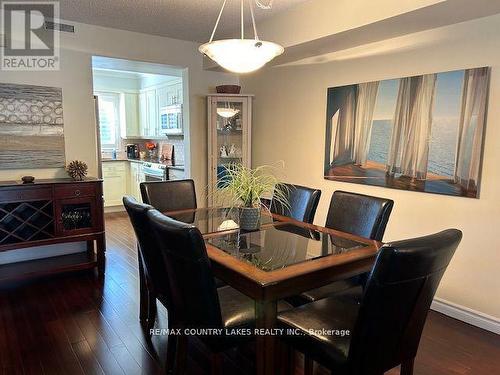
[104,205,126,213]
[431,298,500,334]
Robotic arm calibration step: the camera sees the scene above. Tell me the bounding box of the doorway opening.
[91,56,190,210]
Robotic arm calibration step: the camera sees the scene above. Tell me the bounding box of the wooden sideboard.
[0,178,105,282]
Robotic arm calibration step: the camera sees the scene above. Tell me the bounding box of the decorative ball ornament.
[66,160,88,181]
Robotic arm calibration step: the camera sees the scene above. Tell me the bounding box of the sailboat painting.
[324,67,490,198]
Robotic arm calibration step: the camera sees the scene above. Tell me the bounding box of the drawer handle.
[75,189,81,196]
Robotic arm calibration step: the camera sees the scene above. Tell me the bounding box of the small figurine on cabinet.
[220,145,228,158]
[228,144,236,157]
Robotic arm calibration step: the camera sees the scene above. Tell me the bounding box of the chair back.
[325,191,393,241]
[140,179,197,212]
[123,196,171,301]
[348,229,462,374]
[270,183,321,224]
[147,209,222,329]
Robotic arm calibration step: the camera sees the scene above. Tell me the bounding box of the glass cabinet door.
[208,95,252,206]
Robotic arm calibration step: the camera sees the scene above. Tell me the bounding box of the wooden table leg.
[96,233,106,276]
[86,240,94,256]
[255,299,278,375]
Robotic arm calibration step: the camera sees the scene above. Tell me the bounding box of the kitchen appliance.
[160,104,183,135]
[142,162,167,182]
[126,144,139,159]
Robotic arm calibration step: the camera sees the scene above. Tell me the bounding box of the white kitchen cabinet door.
[157,86,169,109]
[139,92,147,136]
[175,83,183,104]
[103,162,127,207]
[121,93,140,138]
[129,162,141,201]
[146,89,158,136]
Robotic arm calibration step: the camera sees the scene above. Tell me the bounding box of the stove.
[142,162,167,182]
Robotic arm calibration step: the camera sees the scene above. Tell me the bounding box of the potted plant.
[215,164,290,231]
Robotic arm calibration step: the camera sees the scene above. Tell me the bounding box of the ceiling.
[58,0,309,42]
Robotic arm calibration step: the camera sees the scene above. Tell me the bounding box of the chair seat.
[201,286,292,351]
[219,286,292,328]
[278,296,359,367]
[289,277,361,306]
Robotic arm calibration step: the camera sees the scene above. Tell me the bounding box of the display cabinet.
[207,94,253,206]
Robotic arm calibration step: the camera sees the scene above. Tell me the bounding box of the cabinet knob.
[75,189,81,197]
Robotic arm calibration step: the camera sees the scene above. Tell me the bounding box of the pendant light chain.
[248,0,260,41]
[241,0,244,39]
[209,0,228,43]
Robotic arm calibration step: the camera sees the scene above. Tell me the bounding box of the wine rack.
[0,200,54,245]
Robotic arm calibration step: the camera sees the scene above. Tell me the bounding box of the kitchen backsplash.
[103,136,185,165]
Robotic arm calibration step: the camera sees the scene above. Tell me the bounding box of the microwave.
[160,104,183,135]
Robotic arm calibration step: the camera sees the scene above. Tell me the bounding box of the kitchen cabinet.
[157,86,169,109]
[139,89,158,137]
[138,89,156,137]
[134,81,184,138]
[120,93,140,138]
[102,162,127,207]
[129,162,144,201]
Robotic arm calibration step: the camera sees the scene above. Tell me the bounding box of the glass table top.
[207,223,369,272]
[165,207,274,234]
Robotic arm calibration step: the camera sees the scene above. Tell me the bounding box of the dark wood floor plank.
[71,340,106,375]
[75,311,126,375]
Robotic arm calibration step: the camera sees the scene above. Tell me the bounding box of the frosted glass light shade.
[199,39,284,74]
[217,108,240,118]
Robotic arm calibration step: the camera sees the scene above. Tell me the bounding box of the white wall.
[241,14,500,319]
[93,72,141,92]
[0,20,239,203]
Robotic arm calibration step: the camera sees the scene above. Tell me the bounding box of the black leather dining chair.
[278,229,462,375]
[123,196,168,332]
[270,183,321,224]
[293,191,394,304]
[140,179,197,212]
[147,208,291,374]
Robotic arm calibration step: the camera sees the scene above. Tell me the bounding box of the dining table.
[163,206,383,375]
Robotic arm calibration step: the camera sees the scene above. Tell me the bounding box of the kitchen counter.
[102,158,184,170]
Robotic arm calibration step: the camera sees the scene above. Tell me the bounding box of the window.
[96,92,121,150]
[367,79,399,166]
[427,71,464,177]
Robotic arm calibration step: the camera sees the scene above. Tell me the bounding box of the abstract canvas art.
[0,83,65,169]
[324,67,490,198]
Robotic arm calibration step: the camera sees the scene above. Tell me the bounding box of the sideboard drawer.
[54,183,96,199]
[0,187,52,203]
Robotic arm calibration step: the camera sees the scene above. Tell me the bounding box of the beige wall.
[0,21,239,202]
[241,14,500,318]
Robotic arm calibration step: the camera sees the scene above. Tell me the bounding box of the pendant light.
[199,0,284,74]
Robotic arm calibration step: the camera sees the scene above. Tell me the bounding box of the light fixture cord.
[209,0,228,43]
[241,0,244,39]
[248,0,259,41]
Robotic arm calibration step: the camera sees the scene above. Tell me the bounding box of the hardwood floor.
[0,211,498,374]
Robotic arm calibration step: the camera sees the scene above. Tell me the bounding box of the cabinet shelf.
[0,251,97,282]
